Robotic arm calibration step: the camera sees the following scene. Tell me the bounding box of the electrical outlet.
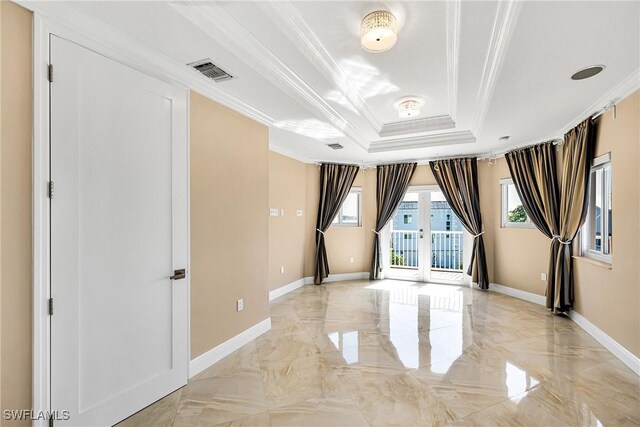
[269,208,279,217]
[541,272,547,281]
[349,256,354,264]
[280,209,285,216]
[280,266,285,274]
[237,299,244,312]
[296,209,303,217]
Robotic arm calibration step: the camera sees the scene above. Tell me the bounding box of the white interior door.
[50,35,188,426]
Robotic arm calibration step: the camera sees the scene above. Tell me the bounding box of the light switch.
[269,208,279,217]
[280,266,285,274]
[541,272,547,281]
[237,299,244,312]
[296,209,303,217]
[280,209,285,216]
[349,257,354,264]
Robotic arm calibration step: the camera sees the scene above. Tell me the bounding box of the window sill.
[572,256,612,270]
[502,223,537,229]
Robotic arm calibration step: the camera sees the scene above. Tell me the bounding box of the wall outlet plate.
[541,272,547,281]
[269,208,279,217]
[280,209,285,216]
[280,266,285,274]
[296,209,303,217]
[349,257,354,264]
[237,299,244,312]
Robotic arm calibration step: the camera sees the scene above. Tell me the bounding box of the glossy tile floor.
[119,280,640,426]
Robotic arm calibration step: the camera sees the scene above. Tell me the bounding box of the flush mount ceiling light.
[361,10,397,53]
[571,65,606,80]
[394,97,424,118]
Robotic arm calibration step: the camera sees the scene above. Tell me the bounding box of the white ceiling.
[60,1,640,164]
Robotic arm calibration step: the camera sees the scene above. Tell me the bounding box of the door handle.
[170,269,186,280]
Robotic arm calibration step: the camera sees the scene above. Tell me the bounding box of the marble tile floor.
[118,279,639,427]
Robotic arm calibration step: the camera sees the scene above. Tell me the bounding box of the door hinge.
[48,181,54,199]
[48,298,54,316]
[48,64,53,82]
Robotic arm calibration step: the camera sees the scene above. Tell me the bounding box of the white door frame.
[31,13,190,425]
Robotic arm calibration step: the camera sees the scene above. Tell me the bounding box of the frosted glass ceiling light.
[361,10,397,53]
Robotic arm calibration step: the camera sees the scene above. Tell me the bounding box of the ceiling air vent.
[188,59,234,82]
[327,143,344,150]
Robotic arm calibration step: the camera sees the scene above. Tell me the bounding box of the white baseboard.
[269,272,370,302]
[321,271,370,283]
[490,282,546,306]
[269,278,306,301]
[490,282,640,376]
[568,310,640,375]
[189,317,271,378]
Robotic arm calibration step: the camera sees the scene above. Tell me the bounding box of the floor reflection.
[119,279,640,426]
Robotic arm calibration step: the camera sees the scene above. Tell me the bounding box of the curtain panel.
[430,158,490,289]
[505,143,562,309]
[505,119,594,312]
[314,163,360,285]
[551,119,594,311]
[369,163,417,280]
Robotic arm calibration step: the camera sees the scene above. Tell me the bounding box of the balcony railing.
[390,230,464,272]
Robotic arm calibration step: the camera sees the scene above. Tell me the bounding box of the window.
[500,178,535,228]
[332,187,361,226]
[403,214,412,224]
[581,153,612,263]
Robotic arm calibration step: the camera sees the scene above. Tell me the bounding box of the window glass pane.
[340,192,359,224]
[332,214,339,224]
[592,168,603,252]
[507,184,527,223]
[404,214,412,224]
[605,165,612,255]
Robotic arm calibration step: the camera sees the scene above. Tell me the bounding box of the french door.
[50,35,189,426]
[386,188,466,284]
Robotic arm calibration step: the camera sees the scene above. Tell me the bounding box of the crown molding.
[260,1,384,133]
[268,143,312,164]
[170,1,370,151]
[446,0,461,121]
[368,130,476,153]
[379,115,456,138]
[16,0,275,127]
[472,0,522,134]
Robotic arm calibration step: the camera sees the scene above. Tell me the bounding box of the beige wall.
[485,91,640,357]
[574,91,639,356]
[303,166,377,278]
[190,91,270,358]
[1,2,32,423]
[268,152,307,291]
[487,159,549,295]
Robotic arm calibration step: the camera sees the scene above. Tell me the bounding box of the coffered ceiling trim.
[368,130,476,153]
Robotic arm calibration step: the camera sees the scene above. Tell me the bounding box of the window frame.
[580,153,612,265]
[331,187,362,227]
[500,178,536,229]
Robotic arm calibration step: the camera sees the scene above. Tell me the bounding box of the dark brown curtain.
[505,143,562,311]
[430,158,489,289]
[369,163,417,280]
[550,119,594,312]
[314,163,360,285]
